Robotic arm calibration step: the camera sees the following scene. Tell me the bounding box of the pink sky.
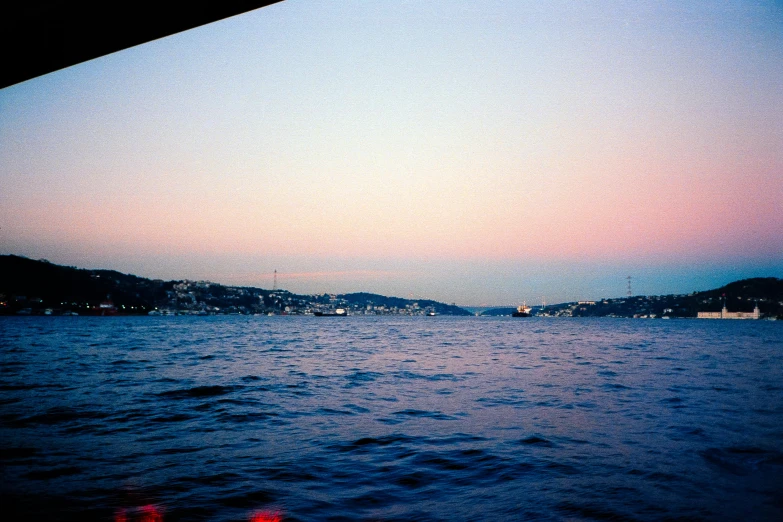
[1,1,781,304]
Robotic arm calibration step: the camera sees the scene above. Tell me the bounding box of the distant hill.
[0,255,165,310]
[497,277,782,319]
[698,278,783,304]
[0,255,472,316]
[340,292,472,316]
[1,255,779,318]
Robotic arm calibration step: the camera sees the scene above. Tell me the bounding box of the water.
[1,316,782,521]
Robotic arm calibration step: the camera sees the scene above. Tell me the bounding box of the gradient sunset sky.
[1,0,781,305]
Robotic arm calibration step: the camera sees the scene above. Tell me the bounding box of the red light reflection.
[250,509,283,522]
[115,505,163,522]
[114,504,282,521]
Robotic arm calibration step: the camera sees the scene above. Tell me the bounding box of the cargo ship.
[314,308,347,317]
[512,303,531,317]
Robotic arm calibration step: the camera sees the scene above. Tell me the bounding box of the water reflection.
[113,504,282,521]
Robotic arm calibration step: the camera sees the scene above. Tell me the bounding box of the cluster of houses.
[149,280,440,316]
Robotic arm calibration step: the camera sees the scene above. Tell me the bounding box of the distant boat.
[512,303,531,317]
[96,300,118,316]
[314,308,347,317]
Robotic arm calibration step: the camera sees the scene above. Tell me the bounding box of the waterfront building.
[697,303,760,319]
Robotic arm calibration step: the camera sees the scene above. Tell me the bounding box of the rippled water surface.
[2,316,782,521]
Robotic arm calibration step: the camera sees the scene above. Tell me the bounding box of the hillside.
[480,278,782,319]
[0,255,471,316]
[340,292,471,316]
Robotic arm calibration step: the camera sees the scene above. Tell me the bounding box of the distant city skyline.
[1,1,781,305]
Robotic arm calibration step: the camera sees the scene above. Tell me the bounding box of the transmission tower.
[626,276,632,297]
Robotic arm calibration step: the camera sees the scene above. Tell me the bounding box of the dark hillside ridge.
[701,278,783,303]
[481,277,782,318]
[341,292,471,316]
[0,255,166,309]
[0,255,471,316]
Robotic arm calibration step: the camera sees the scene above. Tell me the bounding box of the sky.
[1,0,781,306]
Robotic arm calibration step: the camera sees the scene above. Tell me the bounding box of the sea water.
[1,316,782,521]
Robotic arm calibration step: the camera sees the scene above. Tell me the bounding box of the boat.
[314,308,347,317]
[95,299,118,316]
[512,303,531,317]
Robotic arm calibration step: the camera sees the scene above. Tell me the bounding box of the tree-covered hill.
[496,277,782,319]
[340,292,472,316]
[0,255,165,312]
[0,255,472,316]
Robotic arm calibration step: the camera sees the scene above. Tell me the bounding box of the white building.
[697,303,760,319]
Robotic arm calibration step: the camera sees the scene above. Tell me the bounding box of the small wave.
[645,471,679,482]
[336,434,418,452]
[392,409,457,420]
[175,472,241,486]
[262,466,319,483]
[345,370,383,383]
[661,397,685,408]
[414,453,470,471]
[344,371,383,388]
[427,433,488,446]
[217,489,276,509]
[158,385,239,399]
[24,466,83,480]
[345,489,397,509]
[216,397,265,406]
[343,403,370,414]
[0,447,39,461]
[666,425,705,439]
[217,412,279,424]
[518,436,554,447]
[557,501,629,521]
[0,383,68,391]
[700,447,783,476]
[316,407,356,416]
[393,470,432,489]
[11,407,109,427]
[544,461,580,475]
[475,396,527,407]
[150,413,196,423]
[157,447,203,455]
[392,371,460,382]
[559,436,590,445]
